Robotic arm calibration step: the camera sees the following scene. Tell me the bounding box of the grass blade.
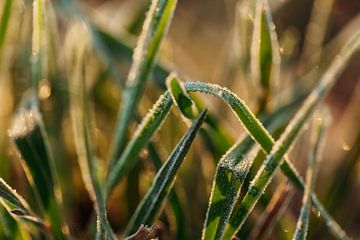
[148,143,185,240]
[109,0,178,169]
[125,109,207,236]
[220,33,360,239]
[293,110,329,240]
[184,31,360,239]
[106,88,173,194]
[251,0,280,113]
[9,99,66,239]
[67,28,115,240]
[202,91,301,240]
[166,72,198,120]
[0,178,46,230]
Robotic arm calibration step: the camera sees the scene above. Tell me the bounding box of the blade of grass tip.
[0,0,13,57]
[166,72,198,120]
[106,87,173,194]
[108,0,178,169]
[185,31,360,239]
[251,0,280,114]
[221,34,360,239]
[68,28,115,240]
[9,97,67,239]
[148,143,185,240]
[202,90,301,240]
[0,178,46,231]
[293,109,329,240]
[125,109,207,236]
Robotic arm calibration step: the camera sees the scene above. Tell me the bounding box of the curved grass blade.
[148,143,185,240]
[166,72,198,119]
[125,109,207,236]
[9,98,67,239]
[68,33,115,240]
[251,0,281,113]
[109,0,178,169]
[202,92,301,240]
[293,110,329,240]
[106,90,173,194]
[0,178,46,230]
[0,0,13,57]
[219,33,360,238]
[184,31,360,239]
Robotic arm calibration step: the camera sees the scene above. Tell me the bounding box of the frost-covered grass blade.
[125,109,207,236]
[148,143,185,240]
[9,99,66,239]
[109,0,178,169]
[166,72,198,119]
[251,0,280,112]
[221,33,360,239]
[202,93,301,240]
[106,89,173,194]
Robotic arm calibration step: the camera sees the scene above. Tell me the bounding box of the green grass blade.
[220,33,360,239]
[184,31,360,238]
[0,0,12,57]
[203,139,260,240]
[109,0,178,169]
[202,93,300,240]
[68,34,115,240]
[125,109,207,236]
[293,110,328,240]
[148,143,185,240]
[9,100,66,238]
[166,72,197,119]
[106,89,173,194]
[0,178,46,230]
[251,0,280,113]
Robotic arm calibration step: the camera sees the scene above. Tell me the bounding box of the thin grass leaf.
[183,31,360,238]
[0,178,46,230]
[166,72,198,119]
[219,33,360,239]
[125,109,207,236]
[148,143,185,240]
[106,88,173,194]
[251,0,280,113]
[109,0,178,169]
[68,30,115,240]
[9,98,66,239]
[202,93,300,240]
[293,110,329,240]
[0,0,13,57]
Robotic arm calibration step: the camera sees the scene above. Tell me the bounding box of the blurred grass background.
[0,0,359,239]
